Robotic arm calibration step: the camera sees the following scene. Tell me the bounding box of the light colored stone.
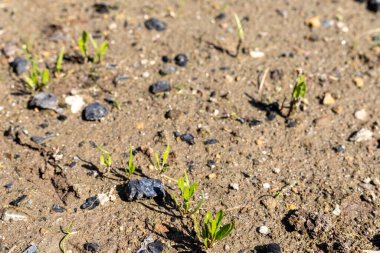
[353,77,364,88]
[354,109,368,121]
[258,225,270,235]
[306,16,321,28]
[323,92,335,105]
[1,208,28,221]
[250,50,265,58]
[332,204,341,216]
[349,128,373,142]
[229,183,239,191]
[65,95,85,114]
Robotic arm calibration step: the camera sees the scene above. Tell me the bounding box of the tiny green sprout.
[78,31,89,59]
[89,35,109,63]
[24,60,50,93]
[55,47,65,75]
[154,145,170,172]
[234,13,244,42]
[60,221,76,253]
[288,73,307,117]
[165,172,204,216]
[194,210,234,249]
[126,145,136,177]
[97,145,113,173]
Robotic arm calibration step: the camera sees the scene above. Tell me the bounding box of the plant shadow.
[245,93,283,120]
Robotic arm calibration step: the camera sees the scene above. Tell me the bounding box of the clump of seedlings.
[194,210,235,249]
[125,145,137,177]
[78,31,109,64]
[154,145,170,172]
[24,57,50,93]
[281,72,307,118]
[97,145,113,174]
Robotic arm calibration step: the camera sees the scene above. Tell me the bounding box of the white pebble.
[263,183,271,189]
[258,225,270,235]
[349,128,373,142]
[332,204,341,216]
[354,109,368,121]
[229,183,239,191]
[65,95,85,114]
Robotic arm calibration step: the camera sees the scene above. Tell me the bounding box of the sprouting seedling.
[55,47,65,75]
[89,35,109,63]
[194,210,234,249]
[78,31,89,59]
[154,145,170,172]
[97,145,112,173]
[126,145,136,177]
[60,221,76,253]
[24,60,50,93]
[164,172,204,216]
[234,13,244,42]
[287,73,307,117]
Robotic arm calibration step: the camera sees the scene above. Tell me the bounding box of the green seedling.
[233,13,244,57]
[126,145,136,177]
[97,145,113,173]
[24,60,50,93]
[287,73,307,117]
[89,35,109,63]
[55,47,65,75]
[154,145,170,172]
[164,172,204,216]
[194,210,234,249]
[78,31,89,59]
[60,222,76,253]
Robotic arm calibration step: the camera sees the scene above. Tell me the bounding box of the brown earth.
[0,0,379,252]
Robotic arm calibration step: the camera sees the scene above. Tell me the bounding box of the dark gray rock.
[84,242,100,252]
[52,204,66,213]
[368,0,380,12]
[149,81,171,94]
[159,66,176,76]
[148,240,164,253]
[10,57,29,75]
[144,18,167,31]
[254,243,282,253]
[80,196,100,210]
[28,92,58,110]
[174,54,188,67]
[180,133,195,145]
[204,139,219,145]
[82,102,108,121]
[125,178,165,201]
[9,195,27,206]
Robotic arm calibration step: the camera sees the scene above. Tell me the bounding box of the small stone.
[149,81,171,94]
[82,102,108,121]
[349,128,373,142]
[52,204,66,213]
[144,18,167,31]
[249,119,262,127]
[207,173,216,179]
[261,198,277,211]
[250,50,265,58]
[263,243,282,253]
[113,75,129,85]
[65,95,85,114]
[258,225,270,235]
[263,183,271,189]
[367,0,380,12]
[207,160,216,169]
[180,133,195,145]
[159,66,177,76]
[125,178,165,201]
[80,196,100,210]
[83,242,100,252]
[147,240,164,253]
[332,204,341,216]
[334,144,345,153]
[332,105,343,114]
[354,109,368,121]
[10,57,29,75]
[97,193,110,205]
[31,136,46,144]
[353,77,364,88]
[229,183,239,190]
[215,13,227,21]
[174,54,188,67]
[323,93,335,105]
[306,16,321,28]
[272,168,281,174]
[28,92,58,110]
[9,194,27,206]
[93,3,110,14]
[1,208,28,221]
[204,139,219,145]
[22,245,38,253]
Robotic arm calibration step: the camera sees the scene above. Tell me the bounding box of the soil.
[0,0,380,252]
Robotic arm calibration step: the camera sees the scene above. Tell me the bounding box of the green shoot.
[154,145,170,172]
[78,31,89,59]
[194,210,234,249]
[89,35,109,63]
[24,60,50,93]
[55,47,65,75]
[287,73,307,117]
[126,145,136,177]
[60,222,76,253]
[234,13,244,42]
[97,145,112,173]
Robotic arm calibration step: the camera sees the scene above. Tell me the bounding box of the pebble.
[263,183,271,189]
[349,128,373,142]
[180,133,195,145]
[125,178,165,201]
[10,57,29,75]
[149,81,171,94]
[215,12,227,21]
[22,245,38,253]
[65,95,85,114]
[354,109,368,121]
[80,196,100,210]
[84,242,100,252]
[204,139,219,145]
[148,240,164,253]
[334,144,345,153]
[250,50,265,58]
[262,243,282,253]
[9,194,27,206]
[113,75,129,85]
[353,76,364,88]
[28,92,59,110]
[229,183,239,190]
[258,225,270,235]
[144,18,167,31]
[174,54,188,67]
[52,204,66,213]
[249,119,262,127]
[332,204,341,216]
[368,0,380,12]
[272,168,281,174]
[82,102,108,121]
[306,16,321,28]
[1,208,28,221]
[323,92,335,105]
[207,160,216,169]
[159,66,177,76]
[93,3,110,14]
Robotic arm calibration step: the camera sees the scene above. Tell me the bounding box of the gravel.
[82,102,109,121]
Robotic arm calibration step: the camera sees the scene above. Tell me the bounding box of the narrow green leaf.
[234,13,244,42]
[162,145,170,164]
[56,47,65,74]
[215,223,234,241]
[41,69,50,86]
